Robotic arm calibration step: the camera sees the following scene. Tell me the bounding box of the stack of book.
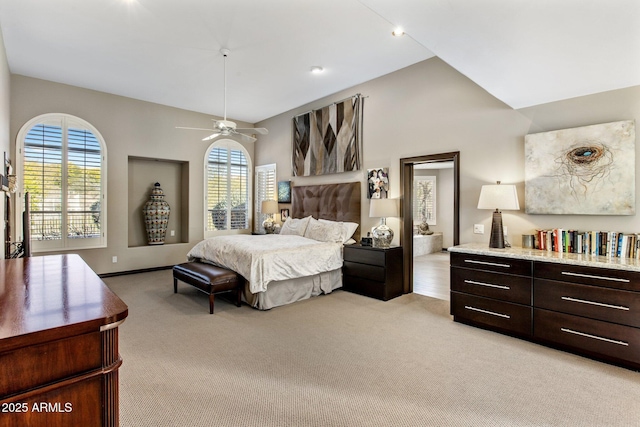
[535,229,640,259]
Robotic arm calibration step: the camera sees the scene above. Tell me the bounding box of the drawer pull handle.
[561,328,629,347]
[561,271,630,283]
[464,305,511,319]
[464,260,511,268]
[561,296,630,311]
[464,280,510,290]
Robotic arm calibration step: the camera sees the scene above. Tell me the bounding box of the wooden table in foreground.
[0,254,128,427]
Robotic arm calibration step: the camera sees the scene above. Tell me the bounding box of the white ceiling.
[0,0,638,124]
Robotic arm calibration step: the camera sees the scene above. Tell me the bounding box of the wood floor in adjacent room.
[413,250,450,301]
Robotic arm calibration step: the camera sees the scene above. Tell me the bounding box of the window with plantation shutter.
[413,176,436,226]
[18,114,107,251]
[254,164,276,233]
[205,140,251,234]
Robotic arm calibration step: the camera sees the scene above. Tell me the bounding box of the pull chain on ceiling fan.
[176,48,268,143]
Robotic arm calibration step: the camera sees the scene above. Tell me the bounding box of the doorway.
[399,152,460,295]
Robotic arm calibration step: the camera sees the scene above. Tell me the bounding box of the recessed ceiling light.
[310,66,324,74]
[392,28,405,37]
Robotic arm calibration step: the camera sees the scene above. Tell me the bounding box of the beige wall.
[8,56,640,272]
[255,57,640,248]
[0,30,9,259]
[10,75,254,274]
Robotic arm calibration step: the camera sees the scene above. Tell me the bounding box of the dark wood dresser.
[0,255,129,427]
[450,244,640,370]
[342,245,403,300]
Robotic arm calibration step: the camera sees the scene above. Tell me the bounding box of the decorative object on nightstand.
[143,182,170,245]
[369,198,399,248]
[477,181,519,249]
[261,200,278,234]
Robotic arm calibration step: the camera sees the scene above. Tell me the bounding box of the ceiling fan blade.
[233,131,257,143]
[202,132,221,141]
[176,126,214,131]
[235,127,269,135]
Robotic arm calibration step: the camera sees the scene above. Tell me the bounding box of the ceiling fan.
[177,48,268,143]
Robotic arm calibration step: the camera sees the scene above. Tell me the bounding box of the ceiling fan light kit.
[176,48,268,143]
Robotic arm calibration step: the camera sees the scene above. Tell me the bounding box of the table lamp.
[369,198,399,248]
[261,200,278,234]
[477,181,519,248]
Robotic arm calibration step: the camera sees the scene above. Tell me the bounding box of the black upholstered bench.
[173,262,243,314]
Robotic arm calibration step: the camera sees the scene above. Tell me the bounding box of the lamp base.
[489,210,505,248]
[372,218,393,248]
[262,218,275,234]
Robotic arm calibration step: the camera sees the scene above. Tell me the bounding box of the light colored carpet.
[105,270,640,427]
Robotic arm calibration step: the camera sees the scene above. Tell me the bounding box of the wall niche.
[128,156,189,248]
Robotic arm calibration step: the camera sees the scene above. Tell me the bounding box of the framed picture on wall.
[278,181,291,203]
[367,168,389,199]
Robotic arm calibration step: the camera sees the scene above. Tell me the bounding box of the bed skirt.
[243,268,342,310]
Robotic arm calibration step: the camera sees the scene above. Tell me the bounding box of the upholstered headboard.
[291,182,361,241]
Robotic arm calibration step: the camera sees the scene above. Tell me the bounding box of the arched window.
[205,139,251,236]
[17,113,107,251]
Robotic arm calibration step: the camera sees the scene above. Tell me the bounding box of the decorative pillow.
[304,218,344,243]
[280,216,312,236]
[319,219,359,244]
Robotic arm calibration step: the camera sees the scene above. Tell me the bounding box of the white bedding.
[186,234,343,294]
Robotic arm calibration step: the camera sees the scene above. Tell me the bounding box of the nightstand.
[342,244,403,301]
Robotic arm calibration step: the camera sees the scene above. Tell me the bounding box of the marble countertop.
[448,243,640,272]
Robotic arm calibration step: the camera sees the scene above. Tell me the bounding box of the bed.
[187,182,361,309]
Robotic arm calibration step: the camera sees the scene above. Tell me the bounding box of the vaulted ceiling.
[0,0,638,123]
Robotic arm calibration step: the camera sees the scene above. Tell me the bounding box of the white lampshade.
[261,199,278,214]
[370,198,399,218]
[477,182,520,211]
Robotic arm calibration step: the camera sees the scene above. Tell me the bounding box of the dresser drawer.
[451,252,531,276]
[534,308,640,367]
[534,279,640,328]
[451,267,531,305]
[343,261,385,281]
[451,292,532,337]
[0,332,102,397]
[343,247,385,266]
[534,262,640,292]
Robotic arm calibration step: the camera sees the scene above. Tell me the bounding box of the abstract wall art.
[292,94,363,176]
[524,120,635,215]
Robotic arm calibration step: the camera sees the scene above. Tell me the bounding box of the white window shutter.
[254,164,276,233]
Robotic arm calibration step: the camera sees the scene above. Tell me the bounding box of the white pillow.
[319,219,359,244]
[280,216,312,236]
[304,218,344,243]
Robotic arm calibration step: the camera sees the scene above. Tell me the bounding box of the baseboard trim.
[99,265,173,278]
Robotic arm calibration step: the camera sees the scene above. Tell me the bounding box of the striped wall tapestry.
[292,94,363,176]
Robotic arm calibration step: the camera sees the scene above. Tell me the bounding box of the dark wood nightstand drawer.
[534,308,640,367]
[451,252,531,276]
[343,261,385,281]
[451,292,532,337]
[343,275,401,301]
[451,267,531,305]
[534,262,640,292]
[534,279,640,328]
[343,247,386,266]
